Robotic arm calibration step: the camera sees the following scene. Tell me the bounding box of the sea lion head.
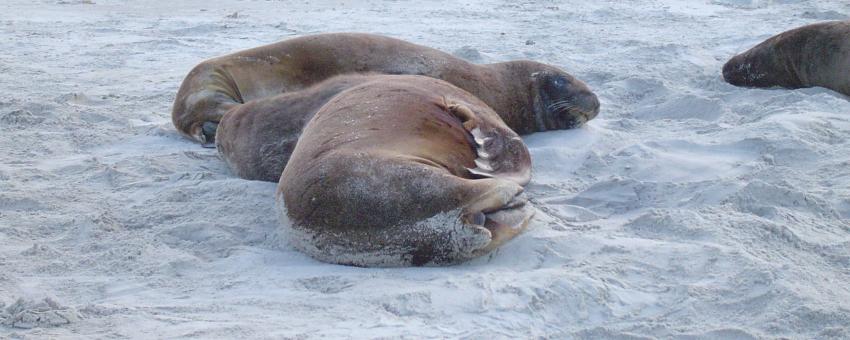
[722,46,780,88]
[527,63,600,131]
[722,34,804,89]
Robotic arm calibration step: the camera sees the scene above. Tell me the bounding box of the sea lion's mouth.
[541,91,600,131]
[558,104,598,129]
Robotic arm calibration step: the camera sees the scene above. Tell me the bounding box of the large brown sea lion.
[277,75,534,267]
[173,32,600,142]
[723,21,850,96]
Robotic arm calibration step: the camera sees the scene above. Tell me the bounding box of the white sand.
[2,0,850,338]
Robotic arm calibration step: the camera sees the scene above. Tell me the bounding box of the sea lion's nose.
[578,91,600,121]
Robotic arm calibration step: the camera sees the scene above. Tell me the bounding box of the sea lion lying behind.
[723,20,850,96]
[174,33,600,150]
[277,75,534,267]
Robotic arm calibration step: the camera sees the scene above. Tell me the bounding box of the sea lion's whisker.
[553,102,578,112]
[547,100,572,110]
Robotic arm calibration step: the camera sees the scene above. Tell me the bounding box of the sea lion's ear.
[446,101,478,131]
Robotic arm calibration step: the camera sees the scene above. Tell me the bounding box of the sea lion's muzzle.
[541,88,601,130]
[575,90,601,122]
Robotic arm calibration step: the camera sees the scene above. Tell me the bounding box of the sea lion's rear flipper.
[445,102,532,186]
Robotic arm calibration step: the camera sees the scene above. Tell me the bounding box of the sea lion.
[173,32,600,147]
[723,20,850,96]
[278,75,534,267]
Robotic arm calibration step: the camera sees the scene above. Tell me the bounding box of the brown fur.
[216,74,374,181]
[723,21,850,96]
[278,75,533,267]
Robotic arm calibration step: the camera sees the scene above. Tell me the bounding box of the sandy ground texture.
[2,0,850,338]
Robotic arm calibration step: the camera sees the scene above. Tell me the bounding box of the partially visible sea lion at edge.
[180,33,600,181]
[723,20,850,96]
[278,75,534,267]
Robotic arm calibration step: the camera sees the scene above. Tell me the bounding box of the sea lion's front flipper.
[459,178,535,256]
[462,178,524,215]
[476,204,535,255]
[445,102,532,186]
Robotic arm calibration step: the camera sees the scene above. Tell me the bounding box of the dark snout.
[722,55,749,87]
[576,90,600,121]
[541,88,601,130]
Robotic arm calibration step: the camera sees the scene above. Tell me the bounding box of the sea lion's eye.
[553,77,566,88]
